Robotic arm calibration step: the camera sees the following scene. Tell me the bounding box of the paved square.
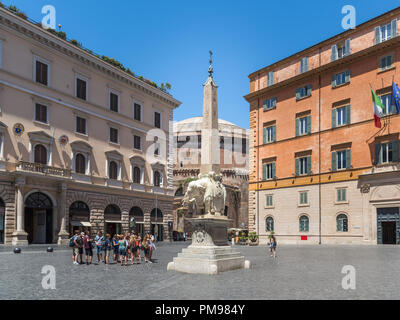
[0,243,399,300]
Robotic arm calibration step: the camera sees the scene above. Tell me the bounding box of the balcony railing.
[18,161,71,177]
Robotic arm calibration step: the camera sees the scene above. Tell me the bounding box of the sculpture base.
[167,217,251,275]
[57,231,70,245]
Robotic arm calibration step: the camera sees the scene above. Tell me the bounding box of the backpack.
[69,236,75,247]
[119,240,126,250]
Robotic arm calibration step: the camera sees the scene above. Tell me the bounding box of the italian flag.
[371,89,385,128]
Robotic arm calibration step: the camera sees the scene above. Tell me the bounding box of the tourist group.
[70,231,156,266]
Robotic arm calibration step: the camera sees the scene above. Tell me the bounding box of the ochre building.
[245,8,400,245]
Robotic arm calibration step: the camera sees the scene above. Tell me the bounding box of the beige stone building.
[0,7,180,244]
[172,117,249,235]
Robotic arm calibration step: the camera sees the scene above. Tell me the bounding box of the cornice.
[247,6,400,79]
[244,35,400,103]
[0,8,181,109]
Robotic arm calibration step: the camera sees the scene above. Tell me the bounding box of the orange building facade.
[245,8,400,245]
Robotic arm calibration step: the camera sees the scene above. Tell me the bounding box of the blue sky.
[3,0,400,129]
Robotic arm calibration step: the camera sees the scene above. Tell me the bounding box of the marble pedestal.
[167,217,251,275]
[12,231,28,246]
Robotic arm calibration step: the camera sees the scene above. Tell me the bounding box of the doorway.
[105,222,121,236]
[151,223,164,241]
[24,192,53,244]
[382,222,396,244]
[377,208,400,245]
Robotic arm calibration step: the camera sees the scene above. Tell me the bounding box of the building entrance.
[377,208,400,245]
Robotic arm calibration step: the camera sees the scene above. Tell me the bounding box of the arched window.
[175,187,184,197]
[109,161,118,180]
[337,214,348,232]
[299,215,309,232]
[34,144,47,165]
[266,217,274,232]
[75,153,86,174]
[154,170,161,187]
[133,166,141,184]
[25,192,52,209]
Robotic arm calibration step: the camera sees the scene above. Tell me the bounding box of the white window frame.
[336,150,347,170]
[336,188,347,203]
[264,126,274,144]
[30,142,51,166]
[380,54,393,71]
[75,115,88,136]
[109,88,120,113]
[299,117,308,135]
[0,125,6,161]
[75,74,88,101]
[336,106,347,126]
[299,191,309,205]
[33,102,49,125]
[131,165,144,185]
[33,55,51,87]
[380,93,394,115]
[381,22,393,42]
[109,126,119,145]
[299,157,308,175]
[265,194,274,208]
[133,101,143,122]
[381,142,393,164]
[264,163,274,180]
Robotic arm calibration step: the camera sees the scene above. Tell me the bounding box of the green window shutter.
[295,158,299,176]
[307,115,311,134]
[272,97,277,108]
[393,141,399,162]
[307,156,312,174]
[295,118,300,136]
[331,45,338,61]
[263,100,267,111]
[332,152,337,171]
[346,149,351,169]
[375,144,382,165]
[306,84,312,97]
[263,127,267,144]
[392,19,398,37]
[332,108,337,128]
[331,74,337,88]
[272,162,276,179]
[380,57,385,70]
[374,26,381,44]
[262,164,267,181]
[272,125,276,142]
[345,39,351,55]
[346,105,351,124]
[296,88,301,100]
[345,70,351,83]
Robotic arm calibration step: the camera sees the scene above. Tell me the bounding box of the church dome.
[174,116,244,134]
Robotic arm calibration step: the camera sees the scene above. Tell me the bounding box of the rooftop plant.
[2,3,172,93]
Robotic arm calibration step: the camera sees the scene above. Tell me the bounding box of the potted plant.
[248,232,259,246]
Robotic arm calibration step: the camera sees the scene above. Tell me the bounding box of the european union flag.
[391,82,400,114]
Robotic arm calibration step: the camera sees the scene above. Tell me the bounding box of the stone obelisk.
[201,51,220,174]
[167,51,250,275]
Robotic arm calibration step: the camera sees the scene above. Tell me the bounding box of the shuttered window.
[263,126,276,144]
[380,55,393,71]
[296,84,312,100]
[76,78,87,100]
[76,116,87,135]
[35,103,48,123]
[300,57,309,73]
[296,116,311,136]
[262,162,276,181]
[295,156,311,176]
[35,60,48,86]
[134,135,141,150]
[375,19,398,44]
[134,103,142,121]
[133,166,141,184]
[263,97,277,111]
[332,105,351,127]
[34,144,47,165]
[109,161,118,180]
[266,195,273,207]
[332,70,351,88]
[110,92,119,112]
[75,153,86,174]
[109,127,119,144]
[375,141,399,164]
[154,112,161,128]
[332,149,351,171]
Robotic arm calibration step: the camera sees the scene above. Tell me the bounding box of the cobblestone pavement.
[0,243,399,300]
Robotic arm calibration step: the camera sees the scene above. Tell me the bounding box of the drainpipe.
[318,47,322,245]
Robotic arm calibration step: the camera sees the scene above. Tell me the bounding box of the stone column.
[12,176,28,245]
[57,183,69,245]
